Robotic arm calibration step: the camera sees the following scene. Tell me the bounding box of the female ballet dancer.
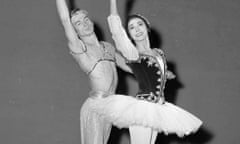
[91,0,203,144]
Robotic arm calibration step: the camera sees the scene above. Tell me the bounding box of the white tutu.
[90,94,202,137]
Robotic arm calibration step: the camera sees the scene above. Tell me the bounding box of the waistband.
[89,90,113,98]
[135,92,165,104]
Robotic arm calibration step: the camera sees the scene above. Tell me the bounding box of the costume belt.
[89,90,113,98]
[136,92,165,104]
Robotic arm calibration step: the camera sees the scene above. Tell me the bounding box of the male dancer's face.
[71,10,94,37]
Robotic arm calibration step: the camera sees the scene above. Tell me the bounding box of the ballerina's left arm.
[166,71,176,79]
[154,48,176,79]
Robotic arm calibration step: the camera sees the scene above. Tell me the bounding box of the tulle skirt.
[90,94,203,137]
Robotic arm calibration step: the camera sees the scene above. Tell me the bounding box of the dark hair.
[126,14,151,31]
[126,14,151,42]
[70,8,88,18]
[70,8,81,18]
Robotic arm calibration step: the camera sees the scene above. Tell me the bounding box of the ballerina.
[90,0,203,144]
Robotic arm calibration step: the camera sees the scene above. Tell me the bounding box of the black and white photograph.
[0,0,239,144]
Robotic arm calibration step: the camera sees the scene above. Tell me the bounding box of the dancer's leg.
[80,98,112,144]
[150,130,158,144]
[129,126,152,144]
[101,116,112,144]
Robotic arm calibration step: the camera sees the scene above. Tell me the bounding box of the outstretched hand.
[166,71,176,79]
[110,0,118,15]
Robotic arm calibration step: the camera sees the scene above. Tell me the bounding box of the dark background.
[1,0,240,144]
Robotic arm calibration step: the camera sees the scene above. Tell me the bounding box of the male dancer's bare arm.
[56,0,86,53]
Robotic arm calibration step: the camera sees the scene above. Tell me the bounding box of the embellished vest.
[127,49,167,103]
[87,42,116,75]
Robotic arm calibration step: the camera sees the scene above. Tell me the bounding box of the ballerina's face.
[71,10,94,37]
[128,18,148,42]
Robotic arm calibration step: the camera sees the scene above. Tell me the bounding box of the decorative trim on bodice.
[87,42,116,75]
[154,48,168,98]
[127,48,168,104]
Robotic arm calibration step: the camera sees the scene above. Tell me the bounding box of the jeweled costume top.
[70,41,116,75]
[127,50,167,103]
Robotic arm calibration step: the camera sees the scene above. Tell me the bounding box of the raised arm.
[56,0,87,55]
[56,0,78,43]
[108,0,139,61]
[110,0,118,15]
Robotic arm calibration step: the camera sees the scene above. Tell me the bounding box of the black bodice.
[127,50,167,103]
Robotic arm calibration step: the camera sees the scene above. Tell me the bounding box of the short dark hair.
[70,8,81,18]
[126,14,151,31]
[70,9,88,18]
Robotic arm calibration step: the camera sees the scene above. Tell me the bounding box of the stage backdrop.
[0,0,240,144]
